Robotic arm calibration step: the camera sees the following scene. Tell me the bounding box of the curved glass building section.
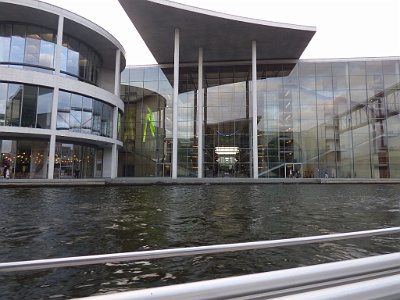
[0,0,125,179]
[0,23,56,72]
[60,34,101,84]
[0,23,102,84]
[119,67,172,177]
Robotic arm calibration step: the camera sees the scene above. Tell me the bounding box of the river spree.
[0,184,399,299]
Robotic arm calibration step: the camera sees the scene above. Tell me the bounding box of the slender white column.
[172,28,180,179]
[54,15,64,75]
[110,49,121,179]
[252,40,258,178]
[48,15,64,179]
[197,48,204,178]
[114,50,121,97]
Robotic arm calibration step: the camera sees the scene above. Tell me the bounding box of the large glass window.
[36,87,52,129]
[0,23,55,72]
[1,83,53,129]
[53,142,102,179]
[0,139,49,179]
[56,90,113,138]
[60,35,101,84]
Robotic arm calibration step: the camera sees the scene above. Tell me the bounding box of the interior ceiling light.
[215,146,239,155]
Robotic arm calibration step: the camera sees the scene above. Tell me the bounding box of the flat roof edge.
[147,0,316,32]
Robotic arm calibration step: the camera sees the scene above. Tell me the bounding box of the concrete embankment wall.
[1,178,400,188]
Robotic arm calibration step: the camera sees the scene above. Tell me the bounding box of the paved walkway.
[1,177,400,188]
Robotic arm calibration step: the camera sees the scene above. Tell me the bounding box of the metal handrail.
[73,253,400,300]
[1,227,399,273]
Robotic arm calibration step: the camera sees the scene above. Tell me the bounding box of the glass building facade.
[119,58,400,179]
[0,1,125,180]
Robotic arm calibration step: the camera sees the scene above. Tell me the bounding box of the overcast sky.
[43,0,400,66]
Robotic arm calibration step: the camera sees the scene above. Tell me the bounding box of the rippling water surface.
[0,184,399,299]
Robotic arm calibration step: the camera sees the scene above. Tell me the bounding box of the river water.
[0,184,399,299]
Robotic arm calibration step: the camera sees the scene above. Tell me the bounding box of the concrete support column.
[55,15,64,75]
[109,49,121,179]
[197,47,204,178]
[114,49,121,97]
[48,135,56,179]
[252,40,258,178]
[172,28,179,179]
[47,15,64,179]
[49,87,59,180]
[48,88,60,179]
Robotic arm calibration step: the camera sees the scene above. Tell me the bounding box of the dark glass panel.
[9,24,26,63]
[366,61,382,75]
[92,101,102,135]
[70,109,82,132]
[71,93,82,109]
[121,69,129,84]
[82,96,92,111]
[57,112,69,130]
[66,37,79,76]
[58,90,71,111]
[349,61,366,76]
[316,62,332,76]
[60,40,68,72]
[36,87,53,129]
[349,76,367,90]
[298,62,316,76]
[6,83,22,126]
[21,85,37,127]
[144,68,160,81]
[79,43,88,79]
[332,62,348,77]
[25,25,41,65]
[382,60,400,74]
[0,24,11,62]
[0,82,7,125]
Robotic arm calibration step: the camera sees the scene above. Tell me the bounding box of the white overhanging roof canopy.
[119,0,316,64]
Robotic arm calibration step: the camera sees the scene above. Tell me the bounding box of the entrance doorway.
[285,163,302,178]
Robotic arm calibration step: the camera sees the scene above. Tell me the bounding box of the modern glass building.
[1,0,399,180]
[118,0,400,179]
[0,0,125,179]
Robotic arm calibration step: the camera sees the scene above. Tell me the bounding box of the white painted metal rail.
[72,253,400,300]
[1,227,399,299]
[1,227,399,273]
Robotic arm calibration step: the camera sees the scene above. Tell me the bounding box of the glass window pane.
[25,25,41,65]
[79,43,88,78]
[349,61,366,76]
[21,85,37,127]
[37,87,53,129]
[0,24,11,62]
[66,37,79,75]
[0,82,7,125]
[71,93,82,109]
[58,91,71,111]
[7,83,22,126]
[57,112,69,130]
[39,40,55,68]
[10,24,26,63]
[70,109,81,132]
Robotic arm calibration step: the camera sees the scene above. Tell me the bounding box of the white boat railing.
[73,253,400,300]
[1,227,399,273]
[1,227,399,299]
